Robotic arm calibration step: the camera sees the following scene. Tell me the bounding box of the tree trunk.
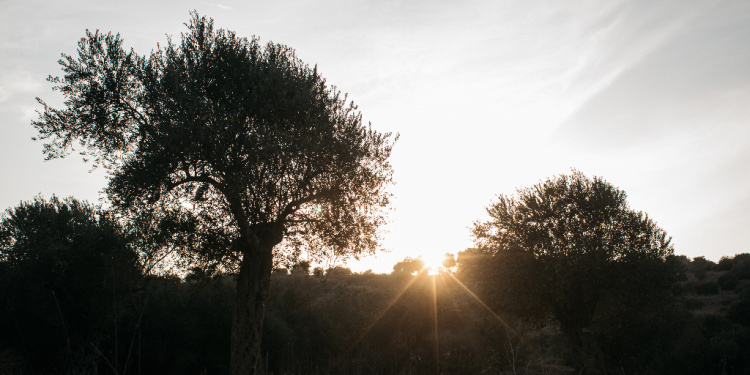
[229,240,274,375]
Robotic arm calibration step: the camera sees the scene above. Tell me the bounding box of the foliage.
[692,281,720,296]
[717,256,734,271]
[731,255,750,280]
[261,271,513,375]
[392,256,425,274]
[0,196,140,374]
[690,256,716,273]
[717,272,739,290]
[2,250,748,374]
[33,13,395,264]
[33,12,395,373]
[652,314,750,374]
[126,275,235,374]
[469,170,681,373]
[441,253,457,269]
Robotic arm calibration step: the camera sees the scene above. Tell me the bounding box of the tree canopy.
[33,13,396,374]
[34,13,395,265]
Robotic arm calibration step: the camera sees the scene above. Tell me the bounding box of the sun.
[419,252,449,275]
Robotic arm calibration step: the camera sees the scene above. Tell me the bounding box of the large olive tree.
[469,171,680,372]
[33,13,395,374]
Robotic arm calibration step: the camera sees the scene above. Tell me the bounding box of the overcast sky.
[1,0,749,273]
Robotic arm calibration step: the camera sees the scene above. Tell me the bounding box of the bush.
[691,257,715,273]
[718,273,739,290]
[732,258,750,280]
[693,281,719,296]
[717,257,734,271]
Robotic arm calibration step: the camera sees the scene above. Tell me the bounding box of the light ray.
[431,274,439,374]
[446,273,517,336]
[346,274,421,350]
[328,274,423,372]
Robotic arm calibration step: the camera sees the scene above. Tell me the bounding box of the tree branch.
[279,187,339,223]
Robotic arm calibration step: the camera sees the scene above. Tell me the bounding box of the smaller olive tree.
[470,170,680,372]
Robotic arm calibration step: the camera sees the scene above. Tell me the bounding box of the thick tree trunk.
[229,240,274,375]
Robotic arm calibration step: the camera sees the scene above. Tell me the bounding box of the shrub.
[691,257,715,273]
[717,257,734,271]
[732,258,750,280]
[718,273,739,290]
[694,282,719,296]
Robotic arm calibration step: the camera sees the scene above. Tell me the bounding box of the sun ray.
[446,273,517,336]
[344,274,421,352]
[327,274,424,372]
[431,274,440,374]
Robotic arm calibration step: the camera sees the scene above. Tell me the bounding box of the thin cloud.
[199,1,233,11]
[553,2,706,131]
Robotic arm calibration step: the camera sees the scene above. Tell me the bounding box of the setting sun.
[419,252,454,275]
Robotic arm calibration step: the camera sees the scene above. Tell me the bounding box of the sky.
[1,0,749,273]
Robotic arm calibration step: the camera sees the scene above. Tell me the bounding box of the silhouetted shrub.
[718,273,739,290]
[691,257,715,273]
[694,281,719,295]
[732,258,750,280]
[717,256,734,271]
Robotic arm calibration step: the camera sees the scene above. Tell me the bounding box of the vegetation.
[468,171,683,372]
[3,194,749,374]
[32,13,395,374]
[4,10,748,375]
[4,246,749,374]
[0,196,140,374]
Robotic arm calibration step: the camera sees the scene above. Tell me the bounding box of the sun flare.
[419,252,451,275]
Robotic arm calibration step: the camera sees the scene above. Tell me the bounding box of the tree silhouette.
[392,256,425,275]
[0,196,140,373]
[470,170,680,372]
[32,13,395,374]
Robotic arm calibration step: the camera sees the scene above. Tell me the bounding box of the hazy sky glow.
[2,0,749,273]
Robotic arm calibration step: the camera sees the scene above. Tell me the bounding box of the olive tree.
[33,13,395,374]
[470,171,680,372]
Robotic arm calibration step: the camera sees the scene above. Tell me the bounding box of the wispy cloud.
[555,1,710,130]
[199,1,233,11]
